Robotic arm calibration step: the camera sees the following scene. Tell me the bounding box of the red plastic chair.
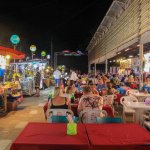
[102,105,114,117]
[130,83,138,89]
[114,94,123,105]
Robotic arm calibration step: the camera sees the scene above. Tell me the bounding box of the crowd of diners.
[45,69,150,121]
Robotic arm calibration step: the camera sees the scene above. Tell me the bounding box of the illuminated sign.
[10,34,20,45]
[30,45,37,52]
[41,51,46,57]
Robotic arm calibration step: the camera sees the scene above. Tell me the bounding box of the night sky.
[0,0,112,72]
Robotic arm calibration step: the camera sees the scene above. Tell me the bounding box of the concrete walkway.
[0,88,51,150]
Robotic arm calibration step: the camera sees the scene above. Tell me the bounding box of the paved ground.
[0,88,50,150]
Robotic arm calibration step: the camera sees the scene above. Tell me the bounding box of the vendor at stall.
[14,76,21,91]
[34,68,41,97]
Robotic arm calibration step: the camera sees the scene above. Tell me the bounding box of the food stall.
[0,46,25,113]
[119,59,132,75]
[10,59,52,95]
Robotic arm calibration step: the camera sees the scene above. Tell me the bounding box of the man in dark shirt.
[34,68,41,97]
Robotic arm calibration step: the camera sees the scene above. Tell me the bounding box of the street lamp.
[54,52,62,69]
[46,54,51,65]
[30,45,36,60]
[10,34,20,72]
[10,34,20,63]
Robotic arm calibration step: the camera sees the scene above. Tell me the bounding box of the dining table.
[10,123,90,150]
[85,123,150,150]
[130,92,150,102]
[123,101,150,124]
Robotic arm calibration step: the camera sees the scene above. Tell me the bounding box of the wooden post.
[139,43,143,90]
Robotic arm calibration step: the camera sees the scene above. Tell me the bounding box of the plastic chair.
[126,89,139,96]
[103,94,117,115]
[96,117,122,124]
[120,96,138,122]
[79,109,107,123]
[103,95,114,106]
[47,109,74,123]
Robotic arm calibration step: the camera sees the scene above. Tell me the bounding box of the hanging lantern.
[10,34,20,45]
[41,51,46,57]
[30,45,37,52]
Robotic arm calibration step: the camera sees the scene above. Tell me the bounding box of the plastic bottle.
[48,90,53,101]
[70,93,75,103]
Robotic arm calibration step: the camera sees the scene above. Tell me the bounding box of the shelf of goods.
[0,88,7,115]
[20,78,35,96]
[0,82,21,112]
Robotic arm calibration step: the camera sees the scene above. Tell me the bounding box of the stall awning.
[0,46,25,59]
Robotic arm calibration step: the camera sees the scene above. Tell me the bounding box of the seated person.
[65,80,78,93]
[102,75,110,83]
[78,86,103,114]
[48,87,71,109]
[96,78,106,91]
[142,76,150,93]
[128,75,135,83]
[112,75,120,88]
[106,82,116,95]
[135,76,139,85]
[75,79,82,92]
[89,83,99,95]
[65,80,78,100]
[81,74,88,85]
[124,75,130,86]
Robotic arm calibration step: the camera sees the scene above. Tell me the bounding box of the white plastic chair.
[120,96,138,122]
[103,95,114,106]
[103,94,118,114]
[47,109,74,122]
[126,89,139,96]
[79,109,107,123]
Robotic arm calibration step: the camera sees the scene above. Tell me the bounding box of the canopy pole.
[13,45,16,72]
[105,59,108,74]
[139,43,143,90]
[88,63,91,74]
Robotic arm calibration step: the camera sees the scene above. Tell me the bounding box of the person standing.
[70,69,78,82]
[53,68,61,87]
[34,68,41,97]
